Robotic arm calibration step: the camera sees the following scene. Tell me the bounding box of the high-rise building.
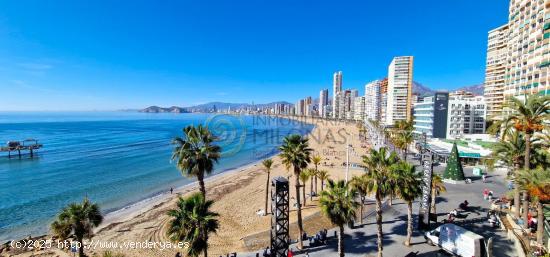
[319,89,329,118]
[413,92,449,138]
[332,71,343,118]
[504,0,550,99]
[353,96,366,121]
[446,95,487,139]
[365,80,381,121]
[304,96,313,116]
[385,56,414,126]
[379,78,388,123]
[484,24,509,120]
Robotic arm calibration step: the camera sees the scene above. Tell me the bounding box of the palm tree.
[516,168,550,245]
[262,158,274,215]
[396,130,414,161]
[350,175,369,225]
[279,134,313,249]
[299,170,310,206]
[171,125,221,198]
[167,193,219,257]
[430,174,446,219]
[392,161,423,246]
[317,170,330,191]
[319,180,359,257]
[307,168,317,201]
[362,147,399,257]
[501,95,550,226]
[51,197,103,257]
[492,130,525,218]
[312,155,322,192]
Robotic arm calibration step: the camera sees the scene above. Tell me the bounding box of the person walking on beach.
[170,187,173,194]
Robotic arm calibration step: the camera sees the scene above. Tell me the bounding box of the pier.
[0,139,43,159]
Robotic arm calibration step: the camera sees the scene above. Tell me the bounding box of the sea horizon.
[0,112,314,242]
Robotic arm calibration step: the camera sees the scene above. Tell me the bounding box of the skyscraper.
[484,24,509,121]
[319,89,329,118]
[379,78,388,123]
[503,0,550,99]
[332,71,343,118]
[385,56,414,126]
[365,80,381,121]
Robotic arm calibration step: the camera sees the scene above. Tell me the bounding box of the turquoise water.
[0,112,313,242]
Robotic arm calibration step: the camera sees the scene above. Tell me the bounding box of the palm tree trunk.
[198,172,206,198]
[376,192,383,257]
[405,201,413,246]
[430,188,437,220]
[512,163,521,218]
[523,191,529,229]
[338,224,345,257]
[303,183,307,206]
[522,132,531,226]
[265,171,270,215]
[321,180,324,191]
[310,176,314,201]
[294,168,304,249]
[359,196,364,224]
[204,232,209,257]
[537,201,544,244]
[77,237,84,257]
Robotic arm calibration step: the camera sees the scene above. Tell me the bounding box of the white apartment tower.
[319,89,329,118]
[446,95,487,139]
[484,24,509,120]
[332,71,343,118]
[353,96,366,121]
[504,0,550,99]
[365,80,381,121]
[385,56,414,126]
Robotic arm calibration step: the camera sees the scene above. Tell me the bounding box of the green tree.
[171,125,221,198]
[262,158,274,215]
[317,170,330,191]
[430,174,446,219]
[279,134,313,249]
[350,175,369,225]
[299,170,311,206]
[362,147,399,257]
[501,95,550,227]
[442,143,465,181]
[167,193,219,257]
[392,161,423,246]
[492,130,525,218]
[516,168,550,245]
[319,180,359,257]
[51,197,103,257]
[312,155,322,192]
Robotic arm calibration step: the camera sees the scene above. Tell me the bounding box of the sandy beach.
[1,116,370,257]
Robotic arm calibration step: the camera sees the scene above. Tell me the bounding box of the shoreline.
[1,114,317,245]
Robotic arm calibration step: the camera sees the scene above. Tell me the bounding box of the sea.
[0,112,313,242]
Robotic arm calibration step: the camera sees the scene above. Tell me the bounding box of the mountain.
[412,81,435,97]
[412,81,484,96]
[139,106,189,113]
[185,101,293,112]
[454,84,484,96]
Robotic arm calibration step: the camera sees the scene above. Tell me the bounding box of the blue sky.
[0,0,508,111]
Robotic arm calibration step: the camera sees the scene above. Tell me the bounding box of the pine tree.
[443,143,465,181]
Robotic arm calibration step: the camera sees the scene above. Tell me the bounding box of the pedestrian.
[482,174,486,183]
[483,188,489,200]
[508,181,514,190]
[305,250,310,257]
[170,187,174,194]
[287,248,294,257]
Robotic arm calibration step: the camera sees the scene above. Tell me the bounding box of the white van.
[424,224,486,257]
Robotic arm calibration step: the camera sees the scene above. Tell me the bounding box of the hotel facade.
[385,56,414,126]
